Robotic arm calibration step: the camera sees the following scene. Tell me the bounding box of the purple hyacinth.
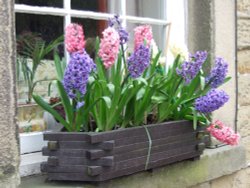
[118,27,129,44]
[206,57,228,88]
[63,50,96,99]
[127,44,150,78]
[108,15,129,44]
[195,89,229,113]
[108,15,120,27]
[176,51,208,84]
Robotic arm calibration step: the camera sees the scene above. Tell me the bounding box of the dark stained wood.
[87,166,103,176]
[46,151,201,181]
[43,137,199,161]
[44,132,91,141]
[43,120,192,143]
[47,141,58,150]
[47,156,114,167]
[42,120,204,182]
[42,145,200,174]
[89,120,193,143]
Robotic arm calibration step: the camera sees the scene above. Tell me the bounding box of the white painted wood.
[64,0,71,63]
[20,132,47,154]
[20,152,47,177]
[14,4,169,26]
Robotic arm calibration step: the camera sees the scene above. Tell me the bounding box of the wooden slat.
[89,120,193,143]
[114,131,195,147]
[101,151,201,181]
[43,134,200,160]
[43,132,91,141]
[46,151,201,181]
[114,140,199,162]
[47,156,114,167]
[43,136,199,162]
[44,121,192,142]
[44,143,199,169]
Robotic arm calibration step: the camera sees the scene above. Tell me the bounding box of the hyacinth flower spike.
[207,120,240,145]
[65,23,85,53]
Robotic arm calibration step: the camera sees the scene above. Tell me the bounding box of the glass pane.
[71,0,120,14]
[71,17,108,38]
[16,13,63,104]
[126,0,165,19]
[16,13,64,58]
[15,0,63,8]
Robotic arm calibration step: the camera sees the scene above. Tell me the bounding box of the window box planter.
[41,120,206,181]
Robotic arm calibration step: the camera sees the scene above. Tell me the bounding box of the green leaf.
[57,81,74,125]
[54,51,64,81]
[33,94,71,131]
[200,76,205,91]
[107,83,115,94]
[192,108,198,130]
[152,95,168,104]
[136,88,145,100]
[223,76,231,84]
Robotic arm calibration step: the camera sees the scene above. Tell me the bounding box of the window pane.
[126,0,165,19]
[71,17,108,38]
[16,13,64,56]
[15,0,63,8]
[71,0,120,14]
[16,13,63,103]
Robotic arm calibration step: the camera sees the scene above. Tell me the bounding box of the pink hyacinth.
[98,27,120,69]
[207,120,240,146]
[134,25,153,50]
[65,23,85,53]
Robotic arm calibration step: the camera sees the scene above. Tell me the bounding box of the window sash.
[14,4,170,26]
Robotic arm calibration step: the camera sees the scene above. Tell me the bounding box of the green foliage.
[17,33,63,103]
[33,37,230,132]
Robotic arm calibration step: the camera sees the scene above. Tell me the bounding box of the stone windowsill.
[20,145,247,188]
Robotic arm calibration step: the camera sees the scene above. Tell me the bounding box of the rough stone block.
[0,0,20,186]
[238,50,250,74]
[238,106,250,138]
[237,0,250,14]
[238,19,250,49]
[242,136,250,163]
[211,174,234,188]
[211,167,250,188]
[238,74,250,107]
[190,182,211,188]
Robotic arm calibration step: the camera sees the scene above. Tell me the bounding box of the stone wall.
[237,0,250,165]
[192,0,250,187]
[0,0,20,187]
